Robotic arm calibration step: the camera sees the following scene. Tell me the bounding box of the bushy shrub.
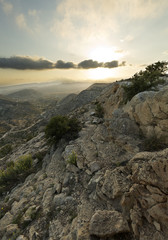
[0,154,33,195]
[45,115,81,143]
[67,151,77,166]
[14,155,32,173]
[95,102,104,118]
[123,61,167,101]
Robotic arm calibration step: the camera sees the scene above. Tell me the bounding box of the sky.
[0,0,168,86]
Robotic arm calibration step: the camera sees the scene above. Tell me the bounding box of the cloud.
[120,35,134,42]
[104,61,118,68]
[28,9,38,17]
[50,0,168,60]
[52,0,168,41]
[55,60,76,69]
[16,14,30,31]
[0,56,54,70]
[163,50,168,55]
[0,0,13,14]
[15,11,41,34]
[78,60,103,69]
[0,56,126,70]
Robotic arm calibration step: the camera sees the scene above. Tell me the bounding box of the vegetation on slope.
[45,115,81,143]
[123,61,167,101]
[0,154,33,195]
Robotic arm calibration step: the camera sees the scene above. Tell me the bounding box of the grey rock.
[16,235,28,240]
[89,161,101,173]
[53,193,76,206]
[89,210,130,237]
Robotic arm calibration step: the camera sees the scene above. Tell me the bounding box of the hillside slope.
[0,81,167,240]
[7,89,43,101]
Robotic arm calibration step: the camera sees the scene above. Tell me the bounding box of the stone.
[89,161,101,173]
[22,205,40,223]
[5,224,19,235]
[42,188,55,213]
[124,87,168,142]
[11,198,28,216]
[89,210,130,238]
[101,168,131,199]
[148,203,168,227]
[0,212,13,230]
[77,223,90,240]
[49,219,63,240]
[153,221,161,231]
[16,235,28,240]
[53,193,76,206]
[53,193,66,206]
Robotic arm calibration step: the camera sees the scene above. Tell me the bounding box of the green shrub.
[34,151,45,162]
[0,154,33,195]
[14,155,32,174]
[0,144,12,158]
[123,61,167,101]
[67,151,77,166]
[6,161,14,168]
[45,115,81,143]
[95,102,104,118]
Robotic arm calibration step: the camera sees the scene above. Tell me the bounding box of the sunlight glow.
[88,68,116,80]
[89,46,124,62]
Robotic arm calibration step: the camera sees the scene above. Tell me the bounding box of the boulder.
[89,210,130,238]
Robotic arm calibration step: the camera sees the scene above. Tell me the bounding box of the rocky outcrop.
[121,148,168,240]
[124,86,168,143]
[0,81,167,240]
[89,210,130,238]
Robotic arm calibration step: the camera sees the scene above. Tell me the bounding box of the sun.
[87,45,124,80]
[89,46,123,62]
[87,68,117,80]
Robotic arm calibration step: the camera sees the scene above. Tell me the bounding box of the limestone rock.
[16,235,28,240]
[101,168,131,199]
[124,87,168,142]
[89,210,130,238]
[122,148,168,239]
[0,212,13,230]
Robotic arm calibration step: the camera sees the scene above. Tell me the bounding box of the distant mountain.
[0,81,92,97]
[44,83,112,118]
[7,89,43,101]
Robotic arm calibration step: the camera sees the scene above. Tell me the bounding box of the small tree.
[45,115,81,143]
[123,61,167,101]
[95,102,104,118]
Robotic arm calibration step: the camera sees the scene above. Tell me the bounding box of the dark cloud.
[55,60,76,69]
[0,56,126,70]
[103,60,118,68]
[0,56,54,70]
[119,61,126,66]
[78,59,103,69]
